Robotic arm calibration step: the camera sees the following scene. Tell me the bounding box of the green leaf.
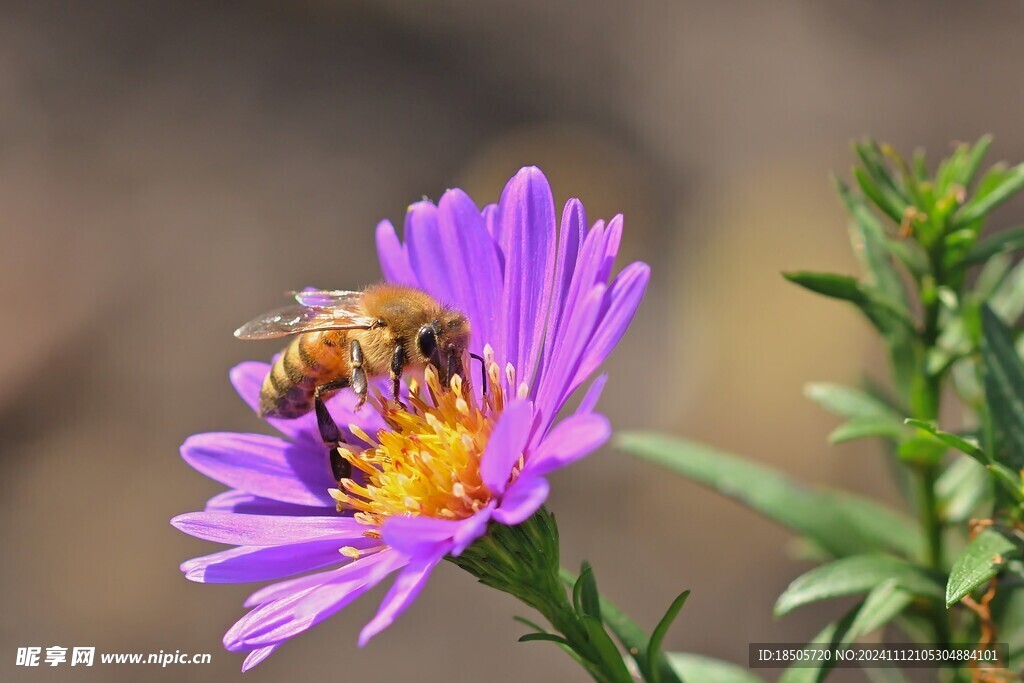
[960,135,994,188]
[935,455,991,523]
[774,554,942,617]
[847,579,913,638]
[853,140,910,213]
[836,177,908,305]
[519,632,572,645]
[953,163,1024,227]
[946,529,1021,607]
[961,226,1024,267]
[513,616,549,633]
[648,591,690,683]
[853,165,905,224]
[783,271,914,335]
[580,615,634,683]
[974,252,1014,302]
[777,605,860,683]
[574,562,602,620]
[895,435,948,467]
[667,654,764,683]
[883,238,931,279]
[981,306,1024,471]
[804,382,903,421]
[904,419,988,464]
[988,462,1024,503]
[829,417,907,444]
[560,569,684,683]
[618,433,921,559]
[992,257,1024,324]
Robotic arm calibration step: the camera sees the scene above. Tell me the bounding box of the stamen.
[331,352,529,534]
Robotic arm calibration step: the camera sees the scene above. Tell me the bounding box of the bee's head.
[416,310,470,384]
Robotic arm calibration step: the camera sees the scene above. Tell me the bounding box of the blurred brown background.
[3,1,1024,681]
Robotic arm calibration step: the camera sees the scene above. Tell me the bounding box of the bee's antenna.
[469,353,487,396]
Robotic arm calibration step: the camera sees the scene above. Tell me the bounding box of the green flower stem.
[449,509,633,683]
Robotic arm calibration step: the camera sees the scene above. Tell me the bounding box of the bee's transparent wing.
[234,297,374,340]
[292,289,363,309]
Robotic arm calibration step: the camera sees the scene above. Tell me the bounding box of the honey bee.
[235,284,473,423]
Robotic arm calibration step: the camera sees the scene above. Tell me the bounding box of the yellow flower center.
[329,346,527,533]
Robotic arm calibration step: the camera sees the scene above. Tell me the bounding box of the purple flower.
[172,167,650,670]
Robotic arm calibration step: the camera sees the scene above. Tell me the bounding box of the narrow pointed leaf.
[960,135,993,188]
[667,654,764,683]
[836,177,907,305]
[946,529,1022,607]
[783,271,914,335]
[648,591,690,683]
[904,419,988,464]
[953,164,1024,227]
[829,417,907,444]
[774,554,942,617]
[619,433,921,559]
[560,569,683,683]
[804,382,903,421]
[846,579,913,637]
[963,226,1024,267]
[935,456,991,523]
[574,562,602,620]
[519,632,572,645]
[981,306,1024,471]
[777,605,861,683]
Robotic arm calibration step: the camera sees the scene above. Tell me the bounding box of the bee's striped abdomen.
[259,332,348,419]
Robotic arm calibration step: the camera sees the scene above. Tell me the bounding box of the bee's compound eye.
[417,325,438,358]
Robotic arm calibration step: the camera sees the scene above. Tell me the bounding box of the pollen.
[332,346,519,528]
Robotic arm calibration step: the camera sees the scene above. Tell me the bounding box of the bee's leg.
[390,344,406,404]
[314,380,350,481]
[470,353,487,396]
[349,339,368,409]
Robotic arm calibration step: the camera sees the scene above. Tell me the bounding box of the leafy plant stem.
[450,509,634,683]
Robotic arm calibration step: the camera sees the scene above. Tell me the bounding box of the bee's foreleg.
[390,344,406,403]
[349,339,368,409]
[314,380,350,482]
[470,352,487,396]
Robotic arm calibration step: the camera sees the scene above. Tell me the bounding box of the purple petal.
[181,538,370,584]
[532,285,606,436]
[535,222,607,395]
[171,511,365,546]
[576,375,607,415]
[479,399,534,495]
[482,203,506,273]
[182,433,336,507]
[497,167,556,380]
[225,550,406,649]
[493,475,549,526]
[376,219,418,287]
[237,551,394,607]
[405,202,455,305]
[599,214,624,283]
[436,189,504,352]
[483,202,501,239]
[381,507,492,559]
[571,262,650,389]
[204,490,334,516]
[524,413,611,478]
[241,645,278,672]
[536,199,587,387]
[244,568,339,608]
[357,556,440,647]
